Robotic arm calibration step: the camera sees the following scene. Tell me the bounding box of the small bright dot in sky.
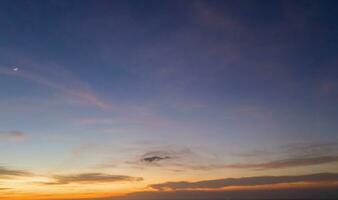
[12,66,19,71]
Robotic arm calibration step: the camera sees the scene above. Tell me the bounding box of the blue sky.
[0,0,338,199]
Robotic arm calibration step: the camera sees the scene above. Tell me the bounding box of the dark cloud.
[139,151,175,164]
[142,156,171,163]
[0,130,25,141]
[44,173,143,185]
[224,155,338,170]
[0,166,32,178]
[99,148,192,169]
[150,173,338,191]
[56,188,338,200]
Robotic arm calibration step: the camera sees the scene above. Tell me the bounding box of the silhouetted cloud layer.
[44,173,143,185]
[150,173,338,190]
[0,166,32,178]
[58,188,338,200]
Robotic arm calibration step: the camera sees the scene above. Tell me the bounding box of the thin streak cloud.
[125,148,338,171]
[224,155,338,170]
[0,166,32,178]
[0,64,111,109]
[43,173,143,185]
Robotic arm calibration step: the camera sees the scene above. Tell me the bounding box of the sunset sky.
[1,0,338,199]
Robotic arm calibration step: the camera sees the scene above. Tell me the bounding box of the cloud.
[280,142,338,157]
[95,147,195,170]
[0,62,111,109]
[150,173,338,191]
[74,114,171,127]
[231,142,338,167]
[233,149,270,158]
[131,147,338,171]
[43,173,143,185]
[122,148,197,170]
[140,151,173,164]
[223,155,338,170]
[142,156,171,163]
[0,130,25,141]
[0,166,32,178]
[190,1,243,32]
[56,187,338,200]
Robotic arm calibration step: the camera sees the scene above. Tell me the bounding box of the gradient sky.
[1,0,338,199]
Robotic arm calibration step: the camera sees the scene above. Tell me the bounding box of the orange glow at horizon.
[1,181,338,200]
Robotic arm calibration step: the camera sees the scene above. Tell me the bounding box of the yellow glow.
[1,179,337,200]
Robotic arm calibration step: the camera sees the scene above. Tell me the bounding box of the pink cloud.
[320,81,337,95]
[191,1,243,32]
[0,130,25,141]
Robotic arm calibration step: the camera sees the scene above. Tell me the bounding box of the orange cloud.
[0,166,32,179]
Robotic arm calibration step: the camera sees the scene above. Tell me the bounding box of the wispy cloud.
[190,1,243,32]
[224,155,338,170]
[150,173,338,191]
[0,130,25,141]
[74,114,170,127]
[280,142,338,157]
[42,173,143,185]
[0,62,111,109]
[233,149,270,158]
[321,81,338,95]
[0,166,32,179]
[124,145,338,172]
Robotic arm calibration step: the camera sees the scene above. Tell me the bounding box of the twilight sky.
[0,0,338,199]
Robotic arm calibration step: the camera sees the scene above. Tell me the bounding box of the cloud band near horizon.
[150,173,338,190]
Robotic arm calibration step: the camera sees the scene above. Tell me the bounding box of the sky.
[0,0,338,199]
